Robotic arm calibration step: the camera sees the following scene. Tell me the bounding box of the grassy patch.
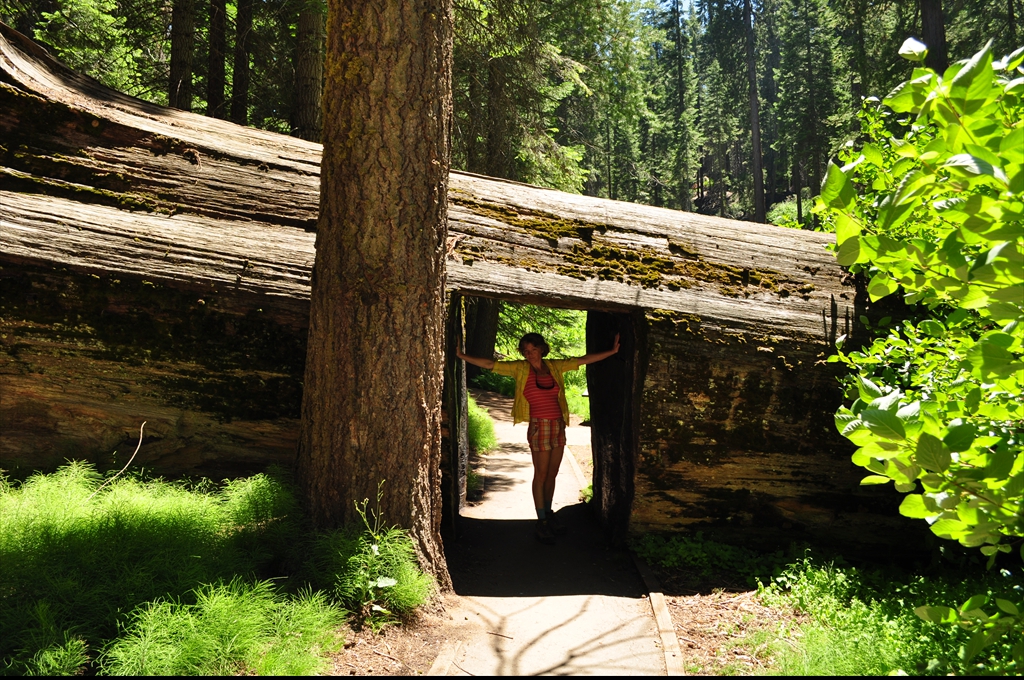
[0,463,431,675]
[632,534,1022,675]
[467,394,498,453]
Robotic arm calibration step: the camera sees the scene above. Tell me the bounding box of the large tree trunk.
[296,0,453,586]
[207,0,227,118]
[463,296,500,383]
[744,0,765,223]
[169,0,196,111]
[231,0,254,125]
[920,0,947,73]
[292,2,324,141]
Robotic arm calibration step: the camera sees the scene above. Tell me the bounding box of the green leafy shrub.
[99,579,344,675]
[816,39,1024,663]
[467,394,498,453]
[759,555,1022,675]
[314,486,433,631]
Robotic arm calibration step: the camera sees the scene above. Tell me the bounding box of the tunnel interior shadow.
[445,503,647,599]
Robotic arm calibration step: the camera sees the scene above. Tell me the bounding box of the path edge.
[632,554,687,676]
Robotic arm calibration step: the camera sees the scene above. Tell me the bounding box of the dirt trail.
[432,389,667,676]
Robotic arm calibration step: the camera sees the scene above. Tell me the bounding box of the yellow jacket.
[492,358,581,425]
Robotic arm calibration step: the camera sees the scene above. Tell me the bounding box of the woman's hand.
[578,333,621,366]
[456,346,495,370]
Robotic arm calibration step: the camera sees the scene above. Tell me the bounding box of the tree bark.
[464,296,500,382]
[296,0,453,586]
[744,0,765,223]
[231,0,254,125]
[169,0,196,110]
[920,0,947,73]
[293,2,325,141]
[207,0,227,118]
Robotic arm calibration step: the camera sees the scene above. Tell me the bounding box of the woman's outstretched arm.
[456,347,496,370]
[577,333,620,365]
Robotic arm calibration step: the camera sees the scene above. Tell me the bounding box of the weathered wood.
[0,23,928,556]
[0,22,852,343]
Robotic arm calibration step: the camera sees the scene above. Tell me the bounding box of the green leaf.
[944,154,1009,186]
[820,161,856,209]
[868,273,899,301]
[961,594,990,613]
[949,43,993,116]
[836,236,861,266]
[862,408,907,440]
[943,422,977,452]
[918,319,945,337]
[931,518,969,538]
[962,630,989,663]
[857,376,884,401]
[898,37,929,63]
[995,599,1020,616]
[916,433,951,472]
[914,605,957,624]
[899,494,936,519]
[966,334,1016,378]
[862,143,883,167]
[860,475,892,486]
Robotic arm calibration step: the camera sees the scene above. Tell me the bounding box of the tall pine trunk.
[293,3,325,141]
[920,0,947,73]
[745,0,765,223]
[207,0,227,118]
[297,0,453,586]
[168,0,195,110]
[231,0,254,125]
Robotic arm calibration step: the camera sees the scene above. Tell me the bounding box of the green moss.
[450,192,608,245]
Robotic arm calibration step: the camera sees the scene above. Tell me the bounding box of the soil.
[664,590,790,675]
[327,593,468,676]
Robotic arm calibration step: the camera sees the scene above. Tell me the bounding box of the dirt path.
[428,390,667,676]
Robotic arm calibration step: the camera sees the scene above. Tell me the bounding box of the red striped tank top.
[523,368,562,420]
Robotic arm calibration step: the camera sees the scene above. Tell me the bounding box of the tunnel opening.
[440,293,646,549]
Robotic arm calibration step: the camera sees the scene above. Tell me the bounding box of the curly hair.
[518,333,550,357]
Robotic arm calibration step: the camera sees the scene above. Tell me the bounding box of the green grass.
[632,534,1022,675]
[467,394,498,453]
[99,579,344,675]
[756,555,1022,676]
[0,463,431,675]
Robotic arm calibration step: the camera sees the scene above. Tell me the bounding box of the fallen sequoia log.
[0,23,929,554]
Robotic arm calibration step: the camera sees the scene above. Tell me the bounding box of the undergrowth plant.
[817,39,1024,665]
[467,394,498,453]
[758,553,1022,675]
[312,483,433,632]
[0,463,433,675]
[99,579,344,675]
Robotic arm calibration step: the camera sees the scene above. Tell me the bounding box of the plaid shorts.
[527,418,566,456]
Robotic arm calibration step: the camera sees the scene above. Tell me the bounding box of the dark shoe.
[546,513,567,536]
[535,519,555,544]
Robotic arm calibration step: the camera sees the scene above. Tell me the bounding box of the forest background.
[0,0,1018,225]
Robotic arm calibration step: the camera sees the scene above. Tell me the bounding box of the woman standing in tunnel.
[456,332,620,543]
